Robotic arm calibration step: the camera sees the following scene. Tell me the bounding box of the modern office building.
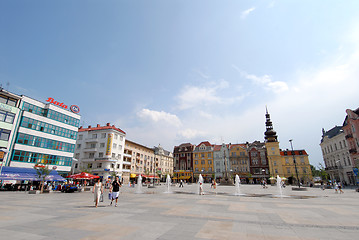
[320,126,354,184]
[74,123,126,180]
[10,96,81,174]
[0,89,22,165]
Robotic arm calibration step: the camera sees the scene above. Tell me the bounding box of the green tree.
[34,164,52,193]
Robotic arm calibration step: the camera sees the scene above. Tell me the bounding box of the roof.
[321,126,343,142]
[280,150,308,156]
[197,141,212,147]
[78,123,126,134]
[229,143,247,150]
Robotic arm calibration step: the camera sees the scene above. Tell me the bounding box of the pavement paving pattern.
[0,183,358,240]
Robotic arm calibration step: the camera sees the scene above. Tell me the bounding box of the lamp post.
[289,139,300,188]
[153,152,156,187]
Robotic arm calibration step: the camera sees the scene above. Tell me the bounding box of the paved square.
[0,184,358,240]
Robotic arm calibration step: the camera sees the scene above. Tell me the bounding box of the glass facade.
[11,150,72,166]
[22,102,80,127]
[20,117,77,140]
[16,133,75,153]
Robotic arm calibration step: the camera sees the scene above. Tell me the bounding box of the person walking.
[92,178,103,208]
[179,179,184,188]
[110,176,122,207]
[199,182,204,195]
[337,181,344,194]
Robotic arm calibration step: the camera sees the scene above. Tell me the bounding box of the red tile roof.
[197,141,212,147]
[280,150,308,156]
[78,123,126,134]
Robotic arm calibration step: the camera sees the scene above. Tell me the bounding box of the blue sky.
[1,1,359,167]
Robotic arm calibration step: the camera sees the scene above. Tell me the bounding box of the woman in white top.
[92,178,103,208]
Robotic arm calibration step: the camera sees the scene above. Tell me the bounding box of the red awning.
[67,172,100,179]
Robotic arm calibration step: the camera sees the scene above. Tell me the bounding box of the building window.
[112,153,116,158]
[92,134,97,139]
[113,143,117,149]
[195,167,198,171]
[201,153,204,158]
[100,143,105,148]
[99,152,104,158]
[274,161,277,166]
[201,160,205,165]
[207,153,211,158]
[285,158,289,164]
[275,169,278,173]
[287,168,290,174]
[89,153,95,158]
[0,110,15,124]
[101,133,106,138]
[0,129,11,141]
[114,134,118,139]
[300,157,305,164]
[97,163,102,168]
[208,167,212,172]
[88,163,92,168]
[0,96,17,106]
[302,167,307,173]
[208,160,212,165]
[78,135,83,140]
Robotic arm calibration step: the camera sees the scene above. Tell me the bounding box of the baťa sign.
[46,97,80,114]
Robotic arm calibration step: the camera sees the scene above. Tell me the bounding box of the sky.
[1,1,359,168]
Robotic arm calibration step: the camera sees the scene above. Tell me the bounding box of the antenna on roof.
[6,82,9,91]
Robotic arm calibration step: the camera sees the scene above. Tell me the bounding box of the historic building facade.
[248,141,269,184]
[213,143,230,180]
[173,143,194,182]
[320,126,354,184]
[154,144,174,181]
[193,141,214,182]
[264,109,313,184]
[229,143,250,182]
[342,107,359,170]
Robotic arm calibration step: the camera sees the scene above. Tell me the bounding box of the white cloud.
[176,79,243,110]
[232,65,289,93]
[241,7,256,19]
[177,129,207,139]
[137,109,182,127]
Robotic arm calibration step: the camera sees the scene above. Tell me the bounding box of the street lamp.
[289,139,300,188]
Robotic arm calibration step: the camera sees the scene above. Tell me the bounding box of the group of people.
[92,176,122,208]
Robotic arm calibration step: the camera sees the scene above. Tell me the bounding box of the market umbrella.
[67,172,99,179]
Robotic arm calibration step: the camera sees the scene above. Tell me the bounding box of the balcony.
[84,138,99,143]
[349,148,357,154]
[345,134,353,139]
[325,166,338,171]
[123,153,132,158]
[83,147,98,152]
[123,161,131,166]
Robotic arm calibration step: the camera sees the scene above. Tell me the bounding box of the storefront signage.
[46,97,80,113]
[106,134,113,156]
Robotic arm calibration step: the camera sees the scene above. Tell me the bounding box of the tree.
[34,164,52,193]
[310,164,329,182]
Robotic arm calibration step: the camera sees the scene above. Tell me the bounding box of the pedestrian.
[110,176,121,207]
[337,182,344,194]
[333,181,338,193]
[199,182,204,195]
[92,178,103,208]
[213,180,217,189]
[179,179,184,188]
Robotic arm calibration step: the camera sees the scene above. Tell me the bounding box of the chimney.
[106,123,110,126]
[112,125,115,127]
[88,125,91,128]
[97,124,100,127]
[79,126,83,129]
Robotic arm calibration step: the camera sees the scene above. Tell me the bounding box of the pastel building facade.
[173,143,194,182]
[320,126,354,184]
[229,144,250,181]
[193,141,214,182]
[213,143,230,180]
[74,123,126,180]
[342,107,359,169]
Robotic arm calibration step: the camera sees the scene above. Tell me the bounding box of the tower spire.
[264,107,278,142]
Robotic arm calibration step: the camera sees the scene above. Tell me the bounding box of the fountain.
[164,174,172,193]
[198,174,204,195]
[135,175,143,194]
[276,175,283,198]
[234,174,242,196]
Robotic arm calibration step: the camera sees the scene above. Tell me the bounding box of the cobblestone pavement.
[0,183,358,240]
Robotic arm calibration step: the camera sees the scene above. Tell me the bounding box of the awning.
[0,167,66,181]
[179,176,191,180]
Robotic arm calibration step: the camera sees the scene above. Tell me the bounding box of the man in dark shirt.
[110,176,121,207]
